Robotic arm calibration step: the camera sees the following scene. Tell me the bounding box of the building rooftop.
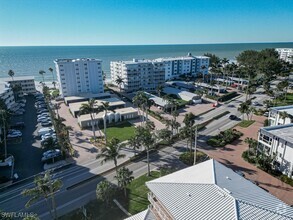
[261,124,293,144]
[270,105,293,117]
[138,159,293,220]
[1,76,35,82]
[78,107,138,121]
[54,58,102,63]
[69,97,125,113]
[0,81,11,94]
[144,92,171,107]
[64,92,111,102]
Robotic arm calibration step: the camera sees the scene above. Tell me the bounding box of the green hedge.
[238,120,255,128]
[218,91,239,102]
[212,111,230,120]
[280,175,293,187]
[179,151,207,166]
[207,129,243,147]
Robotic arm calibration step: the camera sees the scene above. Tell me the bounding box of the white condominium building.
[54,58,104,97]
[126,159,293,220]
[276,48,293,64]
[268,105,293,126]
[0,81,15,110]
[111,54,209,91]
[258,124,293,178]
[2,76,36,94]
[110,59,165,92]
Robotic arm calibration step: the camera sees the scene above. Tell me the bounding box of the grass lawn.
[106,121,136,142]
[123,171,161,214]
[60,171,161,220]
[238,120,255,128]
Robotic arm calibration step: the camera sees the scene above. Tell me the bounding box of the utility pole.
[1,111,7,158]
[193,125,198,165]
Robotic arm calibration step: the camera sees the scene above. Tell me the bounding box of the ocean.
[0,42,292,82]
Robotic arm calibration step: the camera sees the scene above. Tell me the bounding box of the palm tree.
[115,167,134,197]
[115,76,124,91]
[96,138,126,175]
[238,102,250,120]
[22,171,62,220]
[279,111,290,125]
[39,70,46,85]
[156,84,164,97]
[8,70,15,81]
[48,68,56,89]
[244,137,258,156]
[79,99,101,140]
[42,137,57,150]
[127,135,141,156]
[100,101,111,143]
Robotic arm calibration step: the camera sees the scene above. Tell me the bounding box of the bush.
[238,120,255,128]
[207,129,243,147]
[280,175,293,187]
[218,91,239,102]
[242,150,256,164]
[179,151,207,166]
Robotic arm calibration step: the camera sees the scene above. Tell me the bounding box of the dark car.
[229,115,237,120]
[10,122,25,129]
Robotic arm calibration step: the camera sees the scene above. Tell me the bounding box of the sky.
[0,0,293,46]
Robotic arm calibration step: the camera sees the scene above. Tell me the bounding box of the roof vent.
[186,193,192,197]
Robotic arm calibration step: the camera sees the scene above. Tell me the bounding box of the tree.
[11,84,22,101]
[96,138,126,175]
[115,76,124,91]
[127,135,141,156]
[279,111,290,125]
[245,137,258,156]
[204,53,220,66]
[135,126,155,176]
[96,180,114,207]
[100,101,111,144]
[48,68,56,89]
[157,128,172,144]
[115,167,134,197]
[79,99,102,140]
[22,171,62,220]
[41,137,57,150]
[238,101,250,120]
[156,84,164,97]
[8,70,15,81]
[39,70,46,85]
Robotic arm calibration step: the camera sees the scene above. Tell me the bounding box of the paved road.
[0,92,269,219]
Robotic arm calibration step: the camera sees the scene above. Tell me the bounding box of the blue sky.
[0,0,292,46]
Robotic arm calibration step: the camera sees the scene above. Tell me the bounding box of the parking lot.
[5,95,44,179]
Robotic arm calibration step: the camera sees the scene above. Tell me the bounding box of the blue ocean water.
[0,43,292,82]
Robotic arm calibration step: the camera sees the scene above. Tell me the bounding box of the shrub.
[280,175,293,187]
[179,151,207,166]
[218,91,239,102]
[207,129,243,147]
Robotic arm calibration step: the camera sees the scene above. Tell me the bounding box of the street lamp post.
[193,125,198,165]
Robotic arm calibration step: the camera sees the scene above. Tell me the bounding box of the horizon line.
[1,41,293,47]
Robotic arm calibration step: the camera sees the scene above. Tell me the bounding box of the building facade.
[2,76,36,97]
[276,48,293,64]
[111,54,210,92]
[110,59,165,92]
[268,105,293,126]
[0,81,15,110]
[257,124,293,177]
[54,58,104,97]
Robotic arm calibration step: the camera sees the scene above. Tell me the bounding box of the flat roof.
[270,105,293,116]
[64,92,111,102]
[144,92,170,107]
[1,76,35,81]
[195,82,225,90]
[69,97,125,113]
[261,124,293,144]
[54,58,102,63]
[78,107,137,122]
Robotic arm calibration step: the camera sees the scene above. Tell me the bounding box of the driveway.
[200,115,293,205]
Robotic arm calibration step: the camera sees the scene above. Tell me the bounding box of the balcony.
[148,192,173,220]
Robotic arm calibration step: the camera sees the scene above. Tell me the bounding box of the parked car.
[38,113,50,118]
[10,122,25,129]
[263,112,269,117]
[37,116,50,122]
[41,149,61,162]
[13,111,23,116]
[252,101,259,106]
[38,127,54,136]
[229,115,237,120]
[7,132,22,138]
[41,134,57,141]
[41,121,52,126]
[37,109,49,114]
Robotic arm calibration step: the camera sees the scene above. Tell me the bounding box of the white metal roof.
[125,209,155,220]
[145,159,293,220]
[270,105,293,117]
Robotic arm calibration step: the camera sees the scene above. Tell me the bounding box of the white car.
[37,117,50,123]
[38,113,50,118]
[41,132,56,140]
[41,149,61,162]
[41,121,52,126]
[7,133,22,138]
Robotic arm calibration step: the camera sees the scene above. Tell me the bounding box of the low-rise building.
[258,124,293,178]
[126,159,293,220]
[64,92,111,105]
[78,107,138,129]
[163,87,202,104]
[144,92,173,109]
[2,76,36,94]
[268,105,293,126]
[54,58,104,97]
[0,81,15,110]
[69,97,126,117]
[276,48,293,64]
